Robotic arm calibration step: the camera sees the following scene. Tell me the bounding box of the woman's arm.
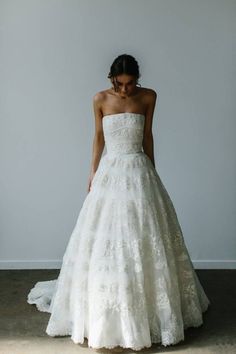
[142,89,157,168]
[87,93,105,192]
[90,93,105,174]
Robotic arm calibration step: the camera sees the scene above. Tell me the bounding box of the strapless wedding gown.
[27,112,210,350]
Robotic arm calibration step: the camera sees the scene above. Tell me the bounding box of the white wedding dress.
[27,112,210,350]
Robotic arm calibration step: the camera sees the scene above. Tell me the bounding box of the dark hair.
[108,54,141,92]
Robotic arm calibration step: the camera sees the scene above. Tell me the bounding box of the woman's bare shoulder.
[140,87,158,98]
[93,90,111,117]
[93,89,110,101]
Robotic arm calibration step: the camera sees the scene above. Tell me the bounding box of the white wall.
[1,0,235,269]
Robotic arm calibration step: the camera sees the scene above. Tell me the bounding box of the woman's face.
[112,74,137,98]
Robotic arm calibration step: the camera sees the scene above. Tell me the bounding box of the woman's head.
[108,54,141,97]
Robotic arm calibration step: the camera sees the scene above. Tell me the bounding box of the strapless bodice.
[102,112,145,156]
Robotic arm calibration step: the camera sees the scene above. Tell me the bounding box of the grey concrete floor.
[0,269,235,354]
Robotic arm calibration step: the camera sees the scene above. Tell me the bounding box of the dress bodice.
[102,112,145,156]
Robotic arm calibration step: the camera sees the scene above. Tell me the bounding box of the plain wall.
[0,0,235,269]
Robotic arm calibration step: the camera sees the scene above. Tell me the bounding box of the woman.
[87,55,156,193]
[27,54,210,351]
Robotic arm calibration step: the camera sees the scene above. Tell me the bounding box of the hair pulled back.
[108,54,141,92]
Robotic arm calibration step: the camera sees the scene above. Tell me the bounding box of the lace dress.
[27,112,210,350]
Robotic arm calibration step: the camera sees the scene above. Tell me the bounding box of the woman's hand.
[87,171,95,193]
